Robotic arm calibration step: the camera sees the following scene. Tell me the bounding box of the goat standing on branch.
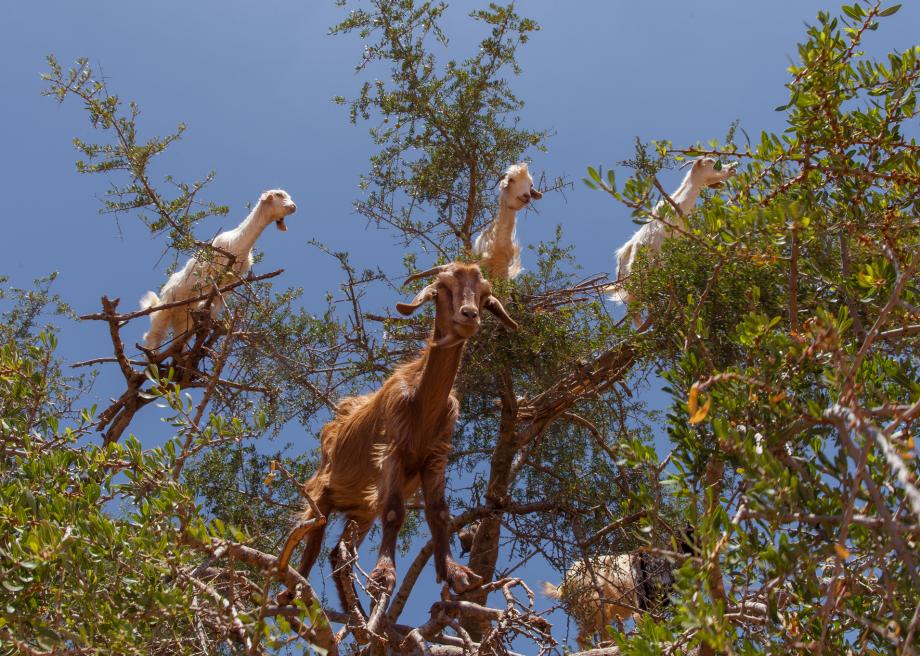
[140,189,297,350]
[473,162,543,280]
[279,263,518,609]
[543,531,694,649]
[610,157,737,317]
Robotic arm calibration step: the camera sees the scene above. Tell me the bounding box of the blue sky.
[2,0,917,648]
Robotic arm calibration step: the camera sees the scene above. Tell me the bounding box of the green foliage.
[330,0,551,251]
[43,55,229,254]
[588,3,920,653]
[7,1,918,654]
[0,316,328,654]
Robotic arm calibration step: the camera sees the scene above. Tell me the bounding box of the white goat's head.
[258,189,298,231]
[397,263,518,348]
[687,157,738,189]
[499,162,543,210]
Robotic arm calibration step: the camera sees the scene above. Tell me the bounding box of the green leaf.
[879,4,901,16]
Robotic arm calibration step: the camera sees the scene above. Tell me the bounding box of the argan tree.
[1,1,917,655]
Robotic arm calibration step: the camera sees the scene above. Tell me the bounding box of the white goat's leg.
[143,312,170,350]
[170,309,194,348]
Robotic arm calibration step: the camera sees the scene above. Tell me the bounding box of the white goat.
[543,552,677,649]
[473,162,542,280]
[610,157,737,312]
[140,189,297,350]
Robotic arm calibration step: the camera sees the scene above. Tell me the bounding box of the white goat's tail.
[542,581,563,600]
[139,291,163,349]
[140,291,161,311]
[607,242,633,304]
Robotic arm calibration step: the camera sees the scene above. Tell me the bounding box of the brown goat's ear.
[484,296,518,330]
[396,284,438,315]
[530,188,543,200]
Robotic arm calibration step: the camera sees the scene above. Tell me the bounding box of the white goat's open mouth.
[275,218,288,232]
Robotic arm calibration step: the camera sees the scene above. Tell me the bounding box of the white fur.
[140,189,297,350]
[473,162,542,280]
[610,157,737,307]
[542,554,643,649]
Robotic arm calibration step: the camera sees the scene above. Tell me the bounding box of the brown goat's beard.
[433,333,468,349]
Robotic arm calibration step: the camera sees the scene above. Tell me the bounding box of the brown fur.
[290,263,517,607]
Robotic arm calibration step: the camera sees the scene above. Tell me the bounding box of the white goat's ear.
[260,191,272,203]
[530,188,543,200]
[396,284,438,315]
[484,296,517,330]
[692,158,706,170]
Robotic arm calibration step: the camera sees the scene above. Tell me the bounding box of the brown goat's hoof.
[368,557,397,598]
[445,560,483,594]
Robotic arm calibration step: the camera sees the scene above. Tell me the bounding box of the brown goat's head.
[397,263,517,348]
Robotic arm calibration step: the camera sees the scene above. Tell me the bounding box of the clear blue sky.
[2,0,917,648]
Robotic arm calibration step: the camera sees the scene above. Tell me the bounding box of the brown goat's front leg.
[368,458,405,599]
[421,463,483,594]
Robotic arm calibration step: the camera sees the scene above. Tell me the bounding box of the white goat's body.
[611,217,677,304]
[141,189,296,350]
[473,162,542,280]
[543,555,642,647]
[610,158,737,307]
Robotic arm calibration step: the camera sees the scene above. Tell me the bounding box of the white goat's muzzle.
[275,203,297,231]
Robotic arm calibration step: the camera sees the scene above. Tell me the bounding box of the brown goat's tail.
[276,478,327,575]
[542,580,563,600]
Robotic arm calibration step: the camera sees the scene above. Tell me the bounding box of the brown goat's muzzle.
[451,320,480,338]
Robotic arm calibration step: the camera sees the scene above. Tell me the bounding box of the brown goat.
[280,262,517,607]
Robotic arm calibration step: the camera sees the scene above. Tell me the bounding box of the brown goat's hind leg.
[368,459,406,599]
[421,463,483,594]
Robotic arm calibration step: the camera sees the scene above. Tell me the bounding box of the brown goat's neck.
[412,326,464,419]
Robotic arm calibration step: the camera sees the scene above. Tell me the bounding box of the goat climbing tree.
[1,2,918,655]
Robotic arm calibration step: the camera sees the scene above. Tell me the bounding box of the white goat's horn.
[403,264,453,286]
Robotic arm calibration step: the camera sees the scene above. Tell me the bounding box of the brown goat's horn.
[403,264,453,286]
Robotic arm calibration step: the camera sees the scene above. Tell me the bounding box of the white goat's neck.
[228,203,273,256]
[665,172,704,228]
[492,199,519,243]
[479,200,519,277]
